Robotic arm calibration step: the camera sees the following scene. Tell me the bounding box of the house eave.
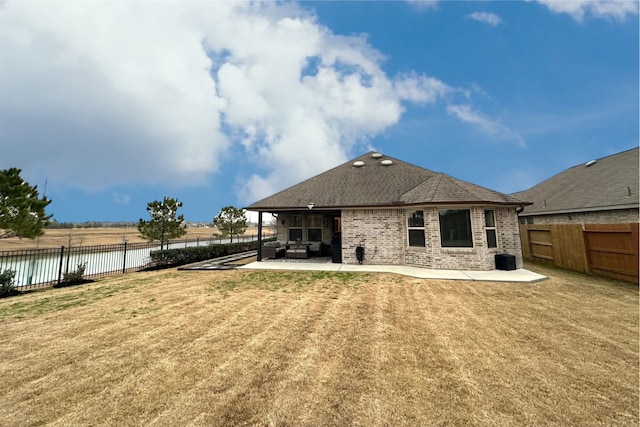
[247,200,530,212]
[519,203,640,217]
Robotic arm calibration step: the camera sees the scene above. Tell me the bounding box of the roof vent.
[352,161,365,168]
[585,160,597,167]
[371,152,383,159]
[380,159,393,166]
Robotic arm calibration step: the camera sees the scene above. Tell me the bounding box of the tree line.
[47,221,138,229]
[0,168,248,249]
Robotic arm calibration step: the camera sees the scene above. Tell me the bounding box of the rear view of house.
[247,152,530,271]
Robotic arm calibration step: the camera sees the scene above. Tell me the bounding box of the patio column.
[257,211,263,261]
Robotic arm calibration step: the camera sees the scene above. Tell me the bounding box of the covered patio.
[254,209,342,263]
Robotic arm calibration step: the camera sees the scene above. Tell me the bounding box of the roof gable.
[400,173,524,205]
[513,147,639,215]
[248,152,527,210]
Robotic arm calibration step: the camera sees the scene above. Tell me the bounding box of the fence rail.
[0,233,273,290]
[519,223,638,283]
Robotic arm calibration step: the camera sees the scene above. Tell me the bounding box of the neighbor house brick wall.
[523,208,639,225]
[341,209,405,265]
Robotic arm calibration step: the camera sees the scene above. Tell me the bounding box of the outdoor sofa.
[284,241,323,259]
[286,241,309,259]
[261,241,286,259]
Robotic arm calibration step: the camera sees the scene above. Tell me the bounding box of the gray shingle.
[513,147,639,215]
[248,152,528,210]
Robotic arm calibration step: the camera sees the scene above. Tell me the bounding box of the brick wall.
[343,206,523,270]
[523,208,639,225]
[426,207,492,270]
[341,209,405,265]
[273,206,524,270]
[495,207,524,268]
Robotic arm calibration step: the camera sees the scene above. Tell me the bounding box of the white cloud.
[446,104,526,147]
[405,0,439,11]
[112,193,131,205]
[468,12,502,26]
[530,0,638,21]
[0,2,227,189]
[394,73,453,103]
[0,3,434,195]
[0,2,496,205]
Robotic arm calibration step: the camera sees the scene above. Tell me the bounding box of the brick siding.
[342,209,405,265]
[272,206,524,270]
[523,208,639,225]
[342,206,523,270]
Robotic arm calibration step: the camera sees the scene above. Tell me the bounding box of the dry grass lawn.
[0,226,266,250]
[0,262,637,426]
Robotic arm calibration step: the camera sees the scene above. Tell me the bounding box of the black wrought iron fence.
[0,234,273,290]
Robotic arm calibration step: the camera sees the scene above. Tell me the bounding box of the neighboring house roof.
[512,147,639,216]
[247,152,528,211]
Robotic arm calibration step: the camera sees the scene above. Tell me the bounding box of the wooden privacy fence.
[520,223,639,283]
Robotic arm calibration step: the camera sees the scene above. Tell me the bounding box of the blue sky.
[0,1,637,223]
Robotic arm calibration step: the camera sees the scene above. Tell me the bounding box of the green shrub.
[148,239,270,269]
[0,269,17,298]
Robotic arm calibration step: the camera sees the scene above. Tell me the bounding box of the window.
[485,210,497,248]
[439,209,473,247]
[407,210,426,247]
[289,228,303,241]
[289,214,303,241]
[307,214,322,241]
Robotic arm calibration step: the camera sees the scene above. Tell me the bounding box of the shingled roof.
[247,152,527,211]
[512,147,639,216]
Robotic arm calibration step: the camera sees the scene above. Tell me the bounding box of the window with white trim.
[485,210,497,248]
[407,210,426,247]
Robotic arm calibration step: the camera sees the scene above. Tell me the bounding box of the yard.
[0,262,637,426]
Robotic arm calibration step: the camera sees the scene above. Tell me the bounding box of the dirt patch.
[0,262,637,426]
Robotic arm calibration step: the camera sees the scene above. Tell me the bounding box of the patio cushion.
[286,246,309,259]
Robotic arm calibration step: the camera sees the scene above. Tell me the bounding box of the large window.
[289,214,303,241]
[408,210,426,247]
[439,209,473,248]
[485,210,497,248]
[307,214,322,241]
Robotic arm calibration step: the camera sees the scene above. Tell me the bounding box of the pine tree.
[0,168,52,239]
[138,197,187,249]
[213,206,247,243]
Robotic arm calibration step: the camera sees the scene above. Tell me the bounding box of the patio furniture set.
[261,241,323,259]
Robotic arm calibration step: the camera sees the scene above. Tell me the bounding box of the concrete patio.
[238,257,547,283]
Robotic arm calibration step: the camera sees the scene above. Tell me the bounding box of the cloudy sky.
[0,0,637,223]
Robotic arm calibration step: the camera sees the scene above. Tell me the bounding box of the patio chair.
[262,241,285,259]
